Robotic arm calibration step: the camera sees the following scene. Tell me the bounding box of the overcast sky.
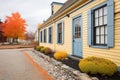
[0,0,66,32]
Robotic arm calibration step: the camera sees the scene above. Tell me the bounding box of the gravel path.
[25,49,99,80]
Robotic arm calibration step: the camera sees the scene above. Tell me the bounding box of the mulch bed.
[90,72,120,80]
[46,53,120,80]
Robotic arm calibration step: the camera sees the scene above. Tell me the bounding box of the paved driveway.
[0,49,49,80]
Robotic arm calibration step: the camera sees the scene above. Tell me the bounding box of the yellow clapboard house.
[38,0,120,70]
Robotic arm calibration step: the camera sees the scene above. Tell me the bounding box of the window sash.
[94,6,107,46]
[44,29,46,43]
[40,31,42,42]
[57,22,63,44]
[49,27,52,43]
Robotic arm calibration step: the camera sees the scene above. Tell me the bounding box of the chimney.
[51,2,64,15]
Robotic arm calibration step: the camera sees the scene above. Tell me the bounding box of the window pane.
[58,22,63,43]
[99,8,103,17]
[95,18,98,26]
[96,27,100,35]
[105,35,107,44]
[59,26,62,33]
[96,36,100,44]
[105,26,107,34]
[60,33,62,43]
[99,17,103,25]
[59,33,62,43]
[101,36,104,44]
[95,10,98,18]
[94,6,107,45]
[76,26,78,32]
[101,26,104,35]
[49,27,52,43]
[58,23,62,33]
[104,6,107,15]
[104,15,107,24]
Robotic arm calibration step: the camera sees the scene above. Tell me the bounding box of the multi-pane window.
[44,29,47,43]
[40,31,42,42]
[94,5,107,45]
[57,22,63,43]
[48,27,52,43]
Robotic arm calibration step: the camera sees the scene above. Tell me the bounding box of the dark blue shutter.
[48,28,50,43]
[51,27,53,43]
[87,9,93,46]
[56,24,58,44]
[62,21,64,44]
[107,0,114,47]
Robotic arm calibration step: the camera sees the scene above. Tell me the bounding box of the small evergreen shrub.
[54,51,68,60]
[35,46,44,51]
[40,47,46,53]
[44,47,53,54]
[35,46,40,51]
[79,56,117,76]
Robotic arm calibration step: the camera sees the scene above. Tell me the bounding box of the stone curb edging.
[32,50,99,80]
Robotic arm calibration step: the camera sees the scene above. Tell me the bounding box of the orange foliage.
[3,12,27,39]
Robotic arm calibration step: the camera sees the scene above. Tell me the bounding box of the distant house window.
[48,27,52,43]
[40,31,42,42]
[94,6,107,46]
[44,29,47,43]
[57,21,64,44]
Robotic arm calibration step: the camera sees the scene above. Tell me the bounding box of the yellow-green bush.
[54,51,68,60]
[40,47,46,53]
[44,47,53,54]
[79,56,117,76]
[35,46,44,51]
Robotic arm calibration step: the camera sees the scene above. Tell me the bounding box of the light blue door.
[72,16,82,57]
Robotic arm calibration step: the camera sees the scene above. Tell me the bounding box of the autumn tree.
[3,12,26,43]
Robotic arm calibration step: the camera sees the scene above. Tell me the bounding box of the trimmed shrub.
[40,47,46,53]
[35,46,44,51]
[35,46,40,51]
[54,51,68,60]
[44,47,53,54]
[79,56,117,76]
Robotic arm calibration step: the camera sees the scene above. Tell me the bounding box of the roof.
[39,0,90,29]
[51,2,64,6]
[48,0,77,21]
[52,0,77,17]
[39,0,78,28]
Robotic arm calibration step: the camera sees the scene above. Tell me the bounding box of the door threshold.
[68,55,82,61]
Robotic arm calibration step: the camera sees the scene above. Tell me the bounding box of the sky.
[0,0,66,32]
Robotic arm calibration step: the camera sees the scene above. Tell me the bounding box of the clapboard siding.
[39,0,120,66]
[55,17,73,53]
[39,24,55,50]
[69,0,120,66]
